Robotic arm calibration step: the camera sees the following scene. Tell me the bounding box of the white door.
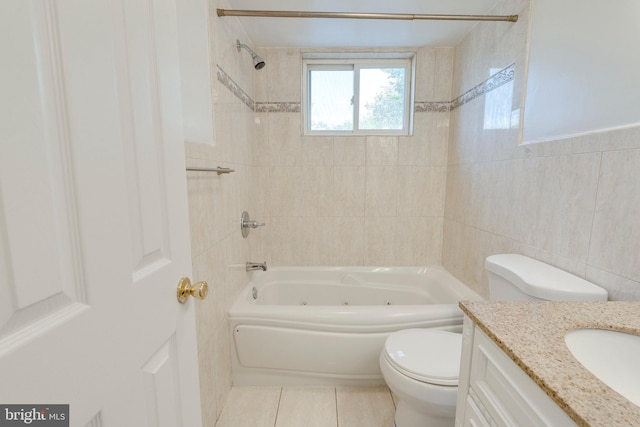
[0,1,203,426]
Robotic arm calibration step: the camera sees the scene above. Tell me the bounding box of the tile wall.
[185,0,640,424]
[249,47,454,266]
[183,1,262,425]
[443,0,640,300]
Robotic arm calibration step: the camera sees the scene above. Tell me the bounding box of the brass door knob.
[177,277,209,304]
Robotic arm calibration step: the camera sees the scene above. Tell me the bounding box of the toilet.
[379,254,608,427]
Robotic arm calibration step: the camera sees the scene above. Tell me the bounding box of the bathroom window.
[302,53,415,135]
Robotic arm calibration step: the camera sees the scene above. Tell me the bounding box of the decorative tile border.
[255,102,301,113]
[414,102,450,113]
[216,65,301,113]
[216,65,254,111]
[449,63,515,111]
[216,62,515,114]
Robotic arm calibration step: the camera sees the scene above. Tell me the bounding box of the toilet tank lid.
[485,254,608,301]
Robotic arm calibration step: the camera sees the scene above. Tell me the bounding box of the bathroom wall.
[182,1,261,425]
[443,0,640,300]
[250,47,454,266]
[184,1,640,424]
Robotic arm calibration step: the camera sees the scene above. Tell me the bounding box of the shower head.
[236,40,266,70]
[253,56,266,70]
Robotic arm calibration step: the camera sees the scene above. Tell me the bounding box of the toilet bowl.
[379,329,461,427]
[380,254,609,427]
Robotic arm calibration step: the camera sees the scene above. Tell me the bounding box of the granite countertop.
[459,301,640,427]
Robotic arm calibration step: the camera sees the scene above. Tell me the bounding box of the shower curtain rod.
[216,9,518,23]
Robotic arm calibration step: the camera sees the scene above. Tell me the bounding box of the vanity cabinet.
[455,315,577,427]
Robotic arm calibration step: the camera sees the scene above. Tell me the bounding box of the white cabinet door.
[0,1,202,426]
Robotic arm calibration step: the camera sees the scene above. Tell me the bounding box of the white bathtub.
[229,266,482,386]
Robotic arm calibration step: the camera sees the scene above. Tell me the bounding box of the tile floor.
[214,385,396,427]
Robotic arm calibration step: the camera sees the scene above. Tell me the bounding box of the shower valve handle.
[241,211,265,238]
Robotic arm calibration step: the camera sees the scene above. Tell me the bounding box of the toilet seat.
[383,329,462,386]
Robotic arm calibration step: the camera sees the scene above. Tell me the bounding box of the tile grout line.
[334,387,339,427]
[387,387,396,410]
[273,387,283,427]
[584,151,604,277]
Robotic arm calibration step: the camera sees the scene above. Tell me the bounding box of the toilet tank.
[485,254,608,301]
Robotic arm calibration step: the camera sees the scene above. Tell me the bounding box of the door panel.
[0,0,85,353]
[142,335,182,427]
[0,0,202,425]
[119,0,172,273]
[84,415,103,427]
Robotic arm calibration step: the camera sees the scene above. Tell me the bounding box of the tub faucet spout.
[246,261,267,272]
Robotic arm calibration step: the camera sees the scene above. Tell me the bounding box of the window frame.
[302,53,415,136]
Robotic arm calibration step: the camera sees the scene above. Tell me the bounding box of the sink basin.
[565,329,640,406]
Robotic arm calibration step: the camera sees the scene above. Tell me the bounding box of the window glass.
[309,69,354,131]
[303,55,413,136]
[359,67,405,130]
